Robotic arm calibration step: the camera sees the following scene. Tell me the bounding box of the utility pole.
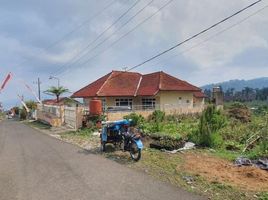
[33,78,41,101]
[38,78,41,101]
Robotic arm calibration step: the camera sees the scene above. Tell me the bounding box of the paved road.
[0,120,205,200]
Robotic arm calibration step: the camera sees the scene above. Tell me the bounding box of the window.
[142,98,156,110]
[186,99,190,103]
[101,99,106,111]
[178,97,182,104]
[115,98,133,107]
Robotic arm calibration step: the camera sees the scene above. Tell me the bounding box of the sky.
[0,0,268,109]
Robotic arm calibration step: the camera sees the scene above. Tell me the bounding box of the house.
[43,97,82,107]
[37,97,84,128]
[72,71,206,115]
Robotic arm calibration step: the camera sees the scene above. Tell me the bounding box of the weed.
[27,120,51,129]
[191,105,226,147]
[258,192,268,200]
[123,113,145,127]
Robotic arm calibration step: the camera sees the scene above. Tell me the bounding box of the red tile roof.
[97,71,141,96]
[72,72,112,98]
[193,91,207,98]
[42,97,66,105]
[72,71,202,98]
[136,72,160,96]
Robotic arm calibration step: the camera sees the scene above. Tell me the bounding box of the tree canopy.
[45,86,69,102]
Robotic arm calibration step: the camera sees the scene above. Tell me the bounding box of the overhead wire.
[100,0,264,82]
[16,0,117,68]
[11,0,118,91]
[41,0,138,86]
[52,0,155,76]
[125,0,263,72]
[147,4,268,69]
[52,0,142,76]
[55,0,176,76]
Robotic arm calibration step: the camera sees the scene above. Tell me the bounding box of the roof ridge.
[72,72,112,97]
[159,71,162,90]
[112,70,142,75]
[134,75,143,97]
[143,71,161,76]
[96,72,114,96]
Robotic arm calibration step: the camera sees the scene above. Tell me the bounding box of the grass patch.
[58,128,101,152]
[258,192,268,200]
[26,120,51,130]
[210,149,241,161]
[143,119,198,139]
[61,128,95,140]
[130,148,183,184]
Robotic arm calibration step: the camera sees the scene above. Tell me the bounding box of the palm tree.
[45,86,69,102]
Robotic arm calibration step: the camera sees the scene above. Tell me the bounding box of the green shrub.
[254,105,268,116]
[123,113,145,127]
[147,110,166,133]
[258,192,268,200]
[19,109,27,120]
[143,121,164,134]
[13,107,20,115]
[88,115,106,123]
[165,113,200,123]
[25,100,37,110]
[224,141,243,151]
[253,125,268,158]
[149,110,165,122]
[211,132,224,148]
[191,105,226,147]
[149,135,184,150]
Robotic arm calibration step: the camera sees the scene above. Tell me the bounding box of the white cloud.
[0,0,268,108]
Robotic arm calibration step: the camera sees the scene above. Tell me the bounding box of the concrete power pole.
[34,78,41,101]
[38,78,41,101]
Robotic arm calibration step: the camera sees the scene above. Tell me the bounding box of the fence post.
[75,104,78,131]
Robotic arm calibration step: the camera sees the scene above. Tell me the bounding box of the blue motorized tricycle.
[100,119,143,161]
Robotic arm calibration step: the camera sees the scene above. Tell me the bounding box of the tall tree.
[45,86,69,102]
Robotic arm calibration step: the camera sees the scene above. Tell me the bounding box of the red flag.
[1,72,12,90]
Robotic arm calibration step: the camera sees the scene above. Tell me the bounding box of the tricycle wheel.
[101,141,106,152]
[100,133,106,152]
[130,143,141,161]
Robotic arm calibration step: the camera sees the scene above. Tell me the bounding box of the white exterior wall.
[82,91,204,112]
[159,91,194,109]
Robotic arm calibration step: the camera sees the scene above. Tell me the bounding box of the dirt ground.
[181,152,268,192]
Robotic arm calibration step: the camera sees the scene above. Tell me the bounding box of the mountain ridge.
[201,77,268,91]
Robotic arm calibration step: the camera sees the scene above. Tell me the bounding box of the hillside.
[202,77,268,91]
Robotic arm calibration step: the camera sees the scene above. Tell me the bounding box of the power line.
[12,0,118,89]
[56,0,175,76]
[148,4,268,69]
[37,0,118,53]
[126,0,262,72]
[53,0,154,76]
[17,0,117,68]
[52,0,141,76]
[103,0,264,82]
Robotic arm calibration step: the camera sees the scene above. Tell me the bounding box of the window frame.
[142,98,156,110]
[115,98,133,107]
